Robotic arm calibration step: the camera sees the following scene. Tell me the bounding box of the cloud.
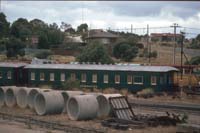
[1,1,200,38]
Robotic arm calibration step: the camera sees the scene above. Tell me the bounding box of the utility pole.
[180,31,185,98]
[170,23,181,65]
[147,24,150,64]
[131,24,133,33]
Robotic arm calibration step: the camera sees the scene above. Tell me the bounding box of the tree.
[113,42,138,61]
[77,23,88,33]
[185,56,200,65]
[77,41,114,64]
[0,13,10,39]
[5,37,25,58]
[10,18,32,41]
[38,34,49,49]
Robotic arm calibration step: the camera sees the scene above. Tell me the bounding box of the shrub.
[35,51,53,59]
[61,79,80,90]
[137,88,155,98]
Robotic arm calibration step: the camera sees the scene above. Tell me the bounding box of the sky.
[1,1,200,38]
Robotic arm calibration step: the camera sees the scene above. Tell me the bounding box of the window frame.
[60,73,65,82]
[81,73,86,83]
[7,71,12,79]
[71,73,76,80]
[127,75,132,84]
[133,76,143,85]
[151,76,157,85]
[103,74,109,83]
[92,74,97,83]
[40,73,45,81]
[31,72,35,81]
[115,74,120,84]
[50,73,55,81]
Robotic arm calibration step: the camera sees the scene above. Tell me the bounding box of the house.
[150,33,182,43]
[86,29,119,44]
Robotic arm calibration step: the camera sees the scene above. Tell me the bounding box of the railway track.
[130,100,200,116]
[0,112,105,133]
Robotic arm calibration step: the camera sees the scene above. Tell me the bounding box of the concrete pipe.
[5,86,19,107]
[96,94,122,118]
[27,88,51,109]
[34,91,64,115]
[0,86,15,107]
[67,95,98,120]
[16,87,33,108]
[61,91,84,113]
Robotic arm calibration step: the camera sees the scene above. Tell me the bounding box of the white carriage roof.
[0,62,27,68]
[24,64,178,72]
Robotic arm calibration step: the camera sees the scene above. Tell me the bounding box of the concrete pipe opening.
[0,87,4,107]
[16,87,31,108]
[34,91,64,115]
[5,88,18,107]
[96,94,122,118]
[27,89,40,109]
[61,91,84,113]
[67,95,98,120]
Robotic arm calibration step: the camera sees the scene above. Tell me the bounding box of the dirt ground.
[0,106,181,133]
[128,93,200,105]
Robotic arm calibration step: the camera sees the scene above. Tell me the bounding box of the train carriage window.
[0,72,2,79]
[7,71,12,79]
[31,72,35,80]
[133,76,143,85]
[71,73,76,80]
[115,75,120,84]
[127,75,132,84]
[92,74,97,83]
[81,73,86,83]
[40,73,45,81]
[104,74,108,83]
[151,76,157,85]
[50,73,54,81]
[60,73,65,82]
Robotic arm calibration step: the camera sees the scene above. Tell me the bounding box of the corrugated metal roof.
[0,62,27,68]
[24,64,178,72]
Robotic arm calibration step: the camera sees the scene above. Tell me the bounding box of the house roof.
[151,33,182,37]
[25,64,178,72]
[86,29,119,39]
[0,62,27,68]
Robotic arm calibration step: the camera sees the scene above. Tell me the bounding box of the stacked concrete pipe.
[5,86,20,107]
[0,86,16,107]
[27,88,51,109]
[96,94,122,118]
[61,91,84,113]
[67,94,98,120]
[16,87,35,108]
[34,91,64,115]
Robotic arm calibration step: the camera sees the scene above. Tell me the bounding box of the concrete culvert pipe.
[61,91,84,113]
[34,91,64,115]
[0,86,17,107]
[67,95,98,120]
[96,94,122,118]
[5,86,19,107]
[16,87,33,108]
[27,88,51,109]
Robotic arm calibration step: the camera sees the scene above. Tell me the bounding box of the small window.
[133,76,143,85]
[127,75,132,84]
[7,71,11,79]
[60,73,65,82]
[40,73,45,81]
[31,72,35,81]
[104,74,108,83]
[50,73,54,81]
[81,73,86,83]
[151,76,157,85]
[92,74,97,83]
[71,73,76,80]
[0,72,2,79]
[115,75,120,84]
